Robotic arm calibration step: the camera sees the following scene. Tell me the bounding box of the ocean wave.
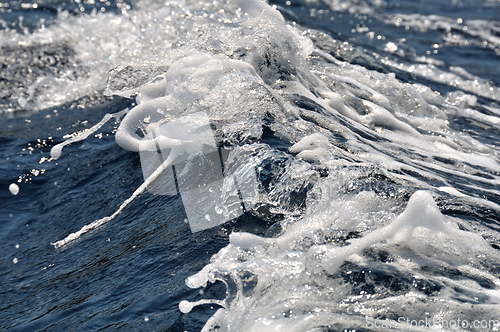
[2,0,500,330]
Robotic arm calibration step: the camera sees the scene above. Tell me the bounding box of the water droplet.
[9,183,19,195]
[179,301,193,313]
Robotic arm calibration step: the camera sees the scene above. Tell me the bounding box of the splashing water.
[181,190,500,331]
[8,0,500,330]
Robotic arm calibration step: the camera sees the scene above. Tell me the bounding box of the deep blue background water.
[1,0,499,331]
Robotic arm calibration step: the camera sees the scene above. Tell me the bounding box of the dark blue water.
[0,97,284,330]
[1,0,499,331]
[0,97,227,330]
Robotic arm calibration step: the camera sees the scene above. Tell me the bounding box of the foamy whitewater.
[1,0,500,331]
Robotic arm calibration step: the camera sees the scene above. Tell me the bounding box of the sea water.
[1,0,499,331]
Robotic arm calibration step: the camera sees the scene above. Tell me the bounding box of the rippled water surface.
[1,0,499,331]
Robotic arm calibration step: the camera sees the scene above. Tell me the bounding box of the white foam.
[51,148,176,248]
[289,133,335,163]
[33,0,500,329]
[51,110,127,159]
[461,107,500,126]
[381,58,500,102]
[114,54,263,152]
[184,185,500,331]
[385,14,500,47]
[0,0,246,112]
[437,186,467,197]
[322,191,451,273]
[9,183,19,195]
[179,300,194,314]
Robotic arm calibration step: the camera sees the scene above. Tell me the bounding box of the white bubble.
[9,183,19,195]
[144,316,149,322]
[384,42,398,53]
[15,244,20,249]
[13,258,18,264]
[179,300,193,313]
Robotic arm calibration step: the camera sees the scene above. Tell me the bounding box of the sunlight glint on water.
[1,0,500,331]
